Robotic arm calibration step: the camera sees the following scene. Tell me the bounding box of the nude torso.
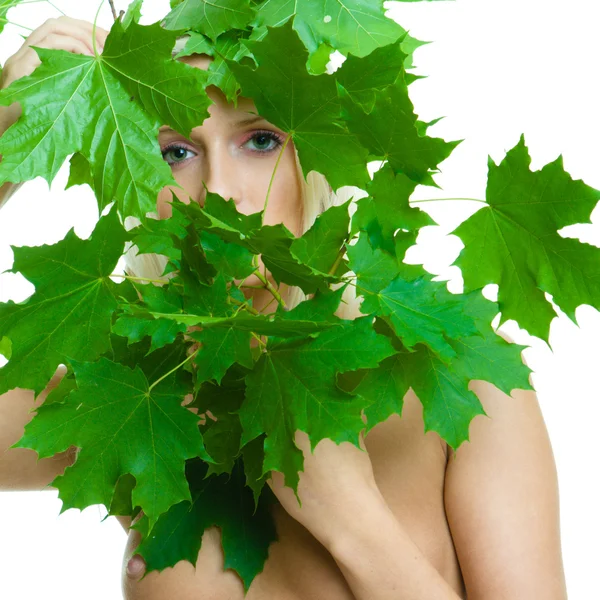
[122,389,467,599]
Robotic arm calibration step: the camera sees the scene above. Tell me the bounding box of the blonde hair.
[123,36,367,321]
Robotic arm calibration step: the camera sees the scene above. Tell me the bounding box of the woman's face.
[156,54,304,308]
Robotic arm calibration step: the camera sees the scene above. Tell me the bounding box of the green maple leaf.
[122,0,144,28]
[103,337,196,518]
[137,307,339,337]
[127,200,190,262]
[0,335,11,360]
[200,229,256,280]
[248,224,335,294]
[339,72,460,186]
[65,153,93,190]
[108,473,138,517]
[252,0,407,60]
[238,315,397,496]
[363,277,481,364]
[228,20,371,190]
[191,326,254,387]
[452,135,600,341]
[175,221,219,287]
[13,356,213,530]
[334,36,410,112]
[351,162,435,254]
[206,30,254,105]
[339,293,532,448]
[348,231,480,363]
[392,347,495,449]
[274,284,347,326]
[345,342,486,449]
[337,349,411,438]
[163,0,256,41]
[175,31,214,57]
[177,192,334,293]
[113,281,188,354]
[240,434,269,508]
[345,230,403,294]
[0,207,128,396]
[133,457,278,592]
[118,270,329,388]
[191,364,249,476]
[183,272,254,387]
[0,20,211,221]
[177,30,253,105]
[290,200,351,275]
[43,367,77,406]
[113,335,191,382]
[175,191,263,244]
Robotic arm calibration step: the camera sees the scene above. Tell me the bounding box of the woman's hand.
[0,17,110,151]
[266,429,386,550]
[1,16,109,90]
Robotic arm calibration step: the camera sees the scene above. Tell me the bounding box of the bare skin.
[0,17,567,600]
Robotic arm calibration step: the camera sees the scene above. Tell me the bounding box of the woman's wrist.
[313,481,390,552]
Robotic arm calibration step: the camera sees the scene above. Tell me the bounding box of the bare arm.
[0,366,78,491]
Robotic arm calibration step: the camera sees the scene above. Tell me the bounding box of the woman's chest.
[122,390,466,599]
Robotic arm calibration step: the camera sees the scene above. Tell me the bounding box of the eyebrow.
[158,114,267,134]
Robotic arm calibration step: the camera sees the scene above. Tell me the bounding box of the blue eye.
[161,144,195,165]
[244,130,284,154]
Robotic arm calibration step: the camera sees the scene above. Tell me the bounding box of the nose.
[201,142,243,205]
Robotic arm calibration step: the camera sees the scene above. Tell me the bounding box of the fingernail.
[126,555,145,577]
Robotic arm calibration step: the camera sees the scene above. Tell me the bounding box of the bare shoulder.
[443,331,568,598]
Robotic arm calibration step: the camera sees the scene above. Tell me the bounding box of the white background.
[0,0,598,598]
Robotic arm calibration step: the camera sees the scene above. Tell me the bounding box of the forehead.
[178,53,256,113]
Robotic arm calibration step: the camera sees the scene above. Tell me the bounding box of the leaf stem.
[250,331,266,349]
[262,133,292,226]
[229,295,260,315]
[230,258,259,295]
[45,0,66,15]
[255,269,286,309]
[338,277,376,299]
[149,347,199,392]
[92,0,104,56]
[328,243,348,276]
[111,273,182,286]
[0,17,33,31]
[108,0,118,20]
[410,196,487,205]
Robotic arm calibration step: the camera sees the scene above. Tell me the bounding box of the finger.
[358,429,368,452]
[23,17,106,56]
[35,33,95,57]
[293,429,311,453]
[22,17,90,51]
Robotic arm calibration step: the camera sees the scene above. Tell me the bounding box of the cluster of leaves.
[1,0,599,592]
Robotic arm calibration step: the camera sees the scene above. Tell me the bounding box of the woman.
[0,16,568,600]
